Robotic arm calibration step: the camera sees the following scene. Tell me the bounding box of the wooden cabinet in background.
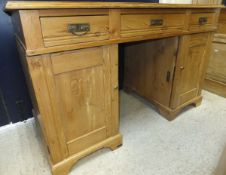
[204,8,226,98]
[192,0,222,4]
[205,41,226,98]
[125,33,212,120]
[216,8,226,33]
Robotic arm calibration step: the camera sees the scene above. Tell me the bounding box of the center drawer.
[40,15,109,47]
[121,13,186,37]
[189,12,216,31]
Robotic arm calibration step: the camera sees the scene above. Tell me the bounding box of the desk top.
[5,1,223,11]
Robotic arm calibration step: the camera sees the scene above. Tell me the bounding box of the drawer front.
[40,15,109,47]
[189,13,216,31]
[121,13,186,37]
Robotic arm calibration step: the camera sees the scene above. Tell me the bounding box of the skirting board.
[204,78,226,98]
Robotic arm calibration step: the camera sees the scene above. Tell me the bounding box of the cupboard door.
[124,37,178,107]
[171,33,210,108]
[51,46,114,155]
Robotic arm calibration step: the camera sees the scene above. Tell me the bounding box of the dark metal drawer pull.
[150,19,164,26]
[199,17,208,25]
[68,23,90,36]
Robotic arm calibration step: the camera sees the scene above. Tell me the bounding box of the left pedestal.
[17,43,122,175]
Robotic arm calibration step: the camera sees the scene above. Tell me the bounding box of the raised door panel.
[51,46,111,155]
[124,37,178,107]
[171,33,209,108]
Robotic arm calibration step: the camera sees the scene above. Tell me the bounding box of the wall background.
[0,0,33,126]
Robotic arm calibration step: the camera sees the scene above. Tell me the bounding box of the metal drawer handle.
[150,19,164,26]
[68,23,90,36]
[199,17,208,25]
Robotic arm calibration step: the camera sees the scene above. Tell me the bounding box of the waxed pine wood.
[5,2,221,175]
[5,1,223,11]
[121,12,186,37]
[170,33,211,108]
[40,15,110,47]
[124,33,212,120]
[7,7,220,56]
[124,37,178,107]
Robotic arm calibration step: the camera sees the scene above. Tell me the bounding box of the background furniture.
[5,1,221,175]
[204,8,226,98]
[193,0,222,4]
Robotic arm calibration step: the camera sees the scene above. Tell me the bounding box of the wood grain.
[218,9,226,34]
[5,1,223,11]
[51,47,104,74]
[171,33,210,108]
[18,10,44,50]
[7,3,220,175]
[52,134,122,175]
[204,8,226,98]
[109,44,119,136]
[124,37,178,107]
[204,36,226,98]
[40,15,109,47]
[204,78,226,98]
[26,55,67,163]
[206,42,226,83]
[7,8,220,56]
[121,12,186,37]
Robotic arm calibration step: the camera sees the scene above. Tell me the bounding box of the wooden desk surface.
[5,1,224,11]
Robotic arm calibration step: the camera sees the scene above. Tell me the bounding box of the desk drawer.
[121,13,186,37]
[189,12,216,31]
[40,15,109,47]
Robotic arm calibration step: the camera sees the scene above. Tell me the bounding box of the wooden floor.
[0,90,226,175]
